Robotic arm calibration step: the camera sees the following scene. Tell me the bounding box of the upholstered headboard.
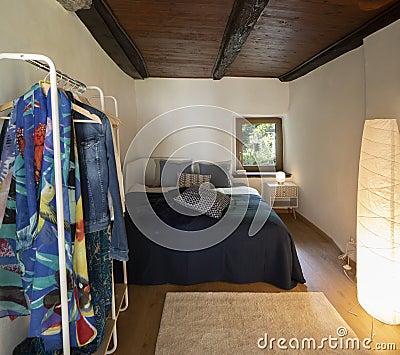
[123,157,192,193]
[123,156,238,194]
[124,158,151,193]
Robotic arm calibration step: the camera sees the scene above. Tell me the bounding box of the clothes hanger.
[75,93,91,106]
[85,95,122,127]
[0,101,13,120]
[0,97,13,119]
[69,88,102,125]
[0,80,50,120]
[40,81,51,95]
[40,82,102,125]
[71,103,103,125]
[105,111,122,127]
[0,101,13,112]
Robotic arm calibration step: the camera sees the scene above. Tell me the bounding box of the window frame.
[235,116,283,172]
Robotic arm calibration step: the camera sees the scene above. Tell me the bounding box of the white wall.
[286,19,400,252]
[0,0,136,352]
[2,2,398,348]
[127,77,288,164]
[286,48,366,251]
[0,0,137,161]
[134,77,289,129]
[125,78,289,193]
[130,106,236,161]
[364,20,400,119]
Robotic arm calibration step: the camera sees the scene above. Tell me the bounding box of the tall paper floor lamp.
[357,118,400,325]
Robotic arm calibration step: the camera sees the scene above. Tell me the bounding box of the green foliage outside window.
[241,123,276,166]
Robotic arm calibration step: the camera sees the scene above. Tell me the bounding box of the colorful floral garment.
[67,121,98,350]
[81,227,112,353]
[0,111,29,318]
[16,86,97,351]
[0,114,15,227]
[14,84,48,252]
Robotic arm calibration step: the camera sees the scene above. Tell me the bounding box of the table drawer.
[271,186,298,198]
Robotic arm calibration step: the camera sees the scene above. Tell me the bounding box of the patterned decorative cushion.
[173,184,231,219]
[178,173,211,188]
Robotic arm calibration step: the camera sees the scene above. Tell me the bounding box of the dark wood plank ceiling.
[106,0,235,78]
[77,0,400,80]
[227,0,397,78]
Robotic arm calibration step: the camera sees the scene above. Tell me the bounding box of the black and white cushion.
[178,173,211,188]
[173,184,230,219]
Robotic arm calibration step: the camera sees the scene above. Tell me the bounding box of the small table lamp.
[276,171,286,185]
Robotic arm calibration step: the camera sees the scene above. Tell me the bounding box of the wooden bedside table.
[265,182,298,219]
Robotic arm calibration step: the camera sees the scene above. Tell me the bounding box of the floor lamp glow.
[357,118,400,325]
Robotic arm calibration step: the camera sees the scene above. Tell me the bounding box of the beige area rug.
[155,292,369,354]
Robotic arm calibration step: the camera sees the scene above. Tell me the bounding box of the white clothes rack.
[86,86,118,354]
[26,58,86,93]
[104,96,129,318]
[0,53,71,354]
[85,88,129,355]
[90,94,121,152]
[86,86,105,110]
[0,53,128,355]
[102,94,128,312]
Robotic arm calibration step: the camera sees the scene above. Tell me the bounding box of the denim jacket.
[68,93,128,261]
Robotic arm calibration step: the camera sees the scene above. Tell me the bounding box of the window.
[236,117,283,172]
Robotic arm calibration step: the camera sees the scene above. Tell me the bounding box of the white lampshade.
[357,118,400,325]
[275,171,286,184]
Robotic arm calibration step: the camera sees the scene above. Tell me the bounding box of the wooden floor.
[114,214,400,354]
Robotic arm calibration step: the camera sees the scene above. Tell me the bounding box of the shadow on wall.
[124,105,240,168]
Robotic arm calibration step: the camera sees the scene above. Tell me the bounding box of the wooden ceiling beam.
[279,1,400,82]
[77,0,148,79]
[57,0,92,11]
[212,0,270,80]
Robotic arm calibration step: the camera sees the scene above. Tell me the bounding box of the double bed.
[115,158,305,290]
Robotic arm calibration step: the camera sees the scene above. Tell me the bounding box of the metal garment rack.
[0,53,71,355]
[103,96,129,318]
[0,53,128,355]
[101,95,129,316]
[85,87,129,355]
[26,59,87,93]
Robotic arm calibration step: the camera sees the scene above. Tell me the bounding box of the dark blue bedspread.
[115,189,305,290]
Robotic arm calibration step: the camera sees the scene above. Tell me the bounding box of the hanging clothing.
[0,81,125,352]
[13,337,64,355]
[80,227,112,353]
[0,118,11,216]
[70,94,128,261]
[0,114,29,318]
[15,86,97,351]
[14,83,48,252]
[0,114,16,227]
[13,336,91,355]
